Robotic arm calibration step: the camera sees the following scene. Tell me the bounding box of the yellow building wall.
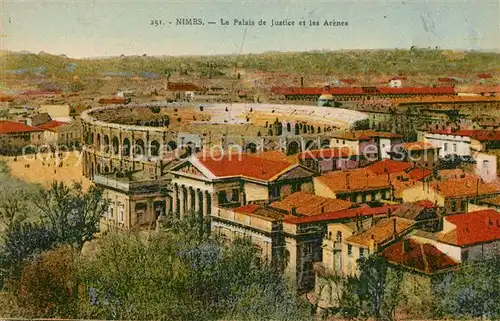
[244,182,269,201]
[313,177,338,199]
[401,185,444,206]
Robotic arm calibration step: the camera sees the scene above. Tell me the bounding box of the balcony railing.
[93,174,169,192]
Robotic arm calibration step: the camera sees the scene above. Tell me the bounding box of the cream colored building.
[169,153,317,219]
[95,173,171,231]
[211,204,323,293]
[38,104,72,122]
[39,120,81,146]
[322,217,415,276]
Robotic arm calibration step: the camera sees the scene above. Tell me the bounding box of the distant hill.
[0,49,498,78]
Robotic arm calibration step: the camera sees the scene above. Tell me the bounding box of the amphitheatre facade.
[81,103,368,178]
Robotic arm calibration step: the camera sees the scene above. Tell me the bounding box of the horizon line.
[2,47,500,60]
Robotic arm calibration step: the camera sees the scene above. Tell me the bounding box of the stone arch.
[294,123,300,135]
[167,140,177,151]
[287,140,300,155]
[150,140,160,156]
[185,141,195,154]
[104,165,110,173]
[112,136,119,155]
[103,135,110,153]
[96,133,101,149]
[305,139,316,150]
[122,138,131,157]
[246,142,257,153]
[134,138,145,155]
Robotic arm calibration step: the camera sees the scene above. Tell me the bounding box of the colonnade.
[171,183,214,218]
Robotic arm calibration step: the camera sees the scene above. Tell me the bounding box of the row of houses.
[0,119,81,150]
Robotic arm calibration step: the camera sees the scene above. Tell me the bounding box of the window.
[119,209,124,222]
[231,189,239,202]
[328,231,332,240]
[450,200,456,212]
[336,231,342,243]
[460,200,466,212]
[109,206,114,218]
[453,144,457,152]
[444,143,448,152]
[348,245,353,257]
[359,248,365,259]
[271,185,280,198]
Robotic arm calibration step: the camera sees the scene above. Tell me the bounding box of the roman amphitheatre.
[80,103,367,177]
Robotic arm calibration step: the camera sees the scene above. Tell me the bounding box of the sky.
[0,0,499,58]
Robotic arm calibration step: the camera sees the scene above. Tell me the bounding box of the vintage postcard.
[0,0,499,320]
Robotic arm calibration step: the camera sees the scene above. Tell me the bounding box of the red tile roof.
[477,73,493,79]
[440,210,500,246]
[429,129,500,142]
[234,204,261,214]
[340,78,356,84]
[196,154,294,181]
[270,191,353,216]
[271,86,455,96]
[406,168,433,181]
[37,120,68,131]
[367,159,413,175]
[430,176,500,198]
[416,200,436,209]
[346,217,415,246]
[398,141,438,151]
[0,121,43,134]
[316,168,391,194]
[298,147,354,160]
[167,82,200,91]
[284,204,400,224]
[0,96,14,102]
[381,239,458,274]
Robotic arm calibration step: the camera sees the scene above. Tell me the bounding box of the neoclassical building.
[169,153,319,218]
[80,103,368,230]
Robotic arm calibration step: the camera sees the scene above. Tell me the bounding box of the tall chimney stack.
[300,77,304,88]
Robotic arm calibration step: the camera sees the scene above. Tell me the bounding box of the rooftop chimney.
[291,207,297,216]
[346,173,351,189]
[300,77,304,88]
[393,218,397,235]
[321,206,325,214]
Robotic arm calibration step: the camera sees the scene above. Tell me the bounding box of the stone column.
[202,191,208,217]
[186,187,193,214]
[194,189,201,216]
[172,185,178,217]
[179,186,185,218]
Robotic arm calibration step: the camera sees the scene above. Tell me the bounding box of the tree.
[34,182,109,251]
[0,221,57,289]
[434,258,500,319]
[16,246,78,318]
[357,256,393,320]
[78,222,311,320]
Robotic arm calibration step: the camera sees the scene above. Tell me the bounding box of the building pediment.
[275,165,317,181]
[170,158,214,180]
